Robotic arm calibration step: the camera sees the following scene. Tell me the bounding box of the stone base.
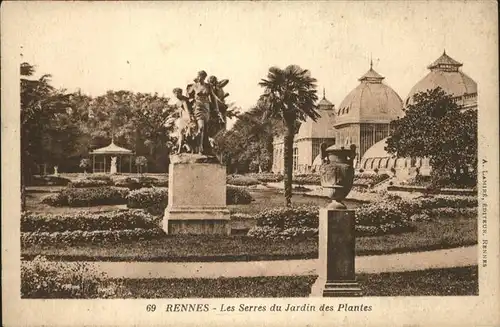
[310,277,362,297]
[162,155,231,236]
[163,207,231,235]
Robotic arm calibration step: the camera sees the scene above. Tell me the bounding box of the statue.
[172,88,197,153]
[53,166,59,177]
[173,70,230,156]
[110,156,117,174]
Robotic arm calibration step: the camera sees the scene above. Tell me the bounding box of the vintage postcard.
[2,1,499,326]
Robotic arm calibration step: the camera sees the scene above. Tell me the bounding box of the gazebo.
[89,140,134,174]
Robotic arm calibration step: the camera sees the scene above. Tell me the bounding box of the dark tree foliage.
[386,87,477,187]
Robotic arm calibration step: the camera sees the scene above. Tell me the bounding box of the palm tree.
[259,65,320,207]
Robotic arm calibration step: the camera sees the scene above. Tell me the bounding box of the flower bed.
[127,188,169,214]
[21,256,109,298]
[68,179,114,188]
[354,173,390,187]
[21,209,158,233]
[30,175,71,186]
[41,187,129,207]
[227,186,253,204]
[226,175,260,186]
[113,176,168,189]
[293,174,321,185]
[245,173,283,183]
[21,228,165,246]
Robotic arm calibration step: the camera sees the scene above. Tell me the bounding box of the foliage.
[226,186,253,205]
[86,174,112,181]
[226,175,260,186]
[21,256,109,298]
[246,173,284,183]
[113,176,166,189]
[42,187,129,207]
[22,229,165,246]
[354,173,390,186]
[386,87,477,185]
[30,175,71,186]
[127,188,169,214]
[293,174,321,185]
[68,179,114,188]
[255,205,319,229]
[213,103,278,174]
[259,65,320,206]
[21,209,158,232]
[135,156,148,168]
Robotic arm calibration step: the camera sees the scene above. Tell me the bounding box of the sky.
[9,1,497,128]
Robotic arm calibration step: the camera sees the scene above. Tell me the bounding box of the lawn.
[22,187,477,261]
[37,266,476,298]
[21,214,477,261]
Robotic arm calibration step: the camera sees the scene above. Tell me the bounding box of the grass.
[99,266,478,298]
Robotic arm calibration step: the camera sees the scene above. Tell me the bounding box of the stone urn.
[319,143,357,209]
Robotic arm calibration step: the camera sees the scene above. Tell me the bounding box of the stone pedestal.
[162,154,230,235]
[310,208,362,297]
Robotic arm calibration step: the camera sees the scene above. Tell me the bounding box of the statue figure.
[110,156,117,174]
[53,166,59,177]
[172,70,230,157]
[172,88,197,153]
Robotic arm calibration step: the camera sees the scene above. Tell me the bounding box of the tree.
[259,65,319,206]
[20,63,72,210]
[385,87,477,187]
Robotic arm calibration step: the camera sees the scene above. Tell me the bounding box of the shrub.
[246,173,283,183]
[227,186,253,204]
[52,187,129,207]
[21,256,108,298]
[254,205,319,229]
[31,176,71,186]
[226,175,260,186]
[293,174,321,185]
[21,228,165,246]
[41,193,67,206]
[114,176,166,189]
[68,179,114,188]
[354,173,390,186]
[86,174,112,181]
[127,188,168,214]
[248,226,318,240]
[21,209,158,233]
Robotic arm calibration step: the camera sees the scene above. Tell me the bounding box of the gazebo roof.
[90,141,132,155]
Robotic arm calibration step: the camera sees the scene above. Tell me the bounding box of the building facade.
[359,51,478,177]
[271,91,336,174]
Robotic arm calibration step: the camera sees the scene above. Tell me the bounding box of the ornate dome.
[405,51,477,106]
[295,91,336,140]
[335,64,404,126]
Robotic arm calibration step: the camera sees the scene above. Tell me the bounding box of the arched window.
[380,157,388,168]
[373,158,381,169]
[365,158,374,170]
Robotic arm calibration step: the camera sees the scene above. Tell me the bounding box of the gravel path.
[46,245,477,279]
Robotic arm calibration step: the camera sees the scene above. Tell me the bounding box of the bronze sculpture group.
[172,70,230,155]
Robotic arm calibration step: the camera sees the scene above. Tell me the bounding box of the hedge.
[127,188,168,214]
[246,173,283,183]
[41,187,129,207]
[293,174,321,185]
[21,209,158,233]
[226,175,260,186]
[30,176,71,186]
[113,176,168,189]
[227,186,253,204]
[68,179,114,188]
[354,173,390,187]
[21,228,165,246]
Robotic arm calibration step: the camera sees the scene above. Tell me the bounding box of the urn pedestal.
[310,209,362,297]
[310,144,362,297]
[162,154,231,235]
